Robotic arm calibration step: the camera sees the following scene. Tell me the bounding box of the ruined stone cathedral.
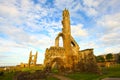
[44,9,100,73]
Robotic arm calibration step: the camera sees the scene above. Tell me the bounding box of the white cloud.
[83,0,101,16]
[0,0,85,66]
[0,4,19,17]
[105,46,120,53]
[97,13,120,31]
[54,0,83,18]
[0,37,28,54]
[100,32,120,46]
[0,37,30,64]
[0,35,47,64]
[83,0,99,8]
[80,41,98,49]
[81,0,120,17]
[0,25,30,43]
[95,12,120,54]
[38,0,46,4]
[71,24,88,37]
[87,7,98,16]
[97,13,120,47]
[28,34,54,49]
[81,0,100,16]
[98,0,120,14]
[54,0,75,10]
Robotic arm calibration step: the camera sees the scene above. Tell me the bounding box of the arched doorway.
[50,57,65,72]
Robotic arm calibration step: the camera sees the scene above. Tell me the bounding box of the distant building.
[20,51,38,68]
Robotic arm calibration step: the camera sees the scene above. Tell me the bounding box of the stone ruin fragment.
[44,9,100,74]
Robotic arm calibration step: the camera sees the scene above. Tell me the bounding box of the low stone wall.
[77,49,101,74]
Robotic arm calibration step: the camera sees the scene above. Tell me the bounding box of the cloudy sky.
[0,0,120,66]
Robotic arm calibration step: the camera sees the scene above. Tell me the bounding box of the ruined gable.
[44,9,100,74]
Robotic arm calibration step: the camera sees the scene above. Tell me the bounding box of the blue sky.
[0,0,120,66]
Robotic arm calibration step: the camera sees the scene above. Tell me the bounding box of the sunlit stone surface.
[44,9,100,74]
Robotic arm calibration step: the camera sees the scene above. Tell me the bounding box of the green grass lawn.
[0,64,120,80]
[101,65,120,78]
[65,72,100,80]
[65,64,120,80]
[0,72,14,80]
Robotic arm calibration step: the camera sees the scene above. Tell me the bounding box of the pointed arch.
[55,33,64,47]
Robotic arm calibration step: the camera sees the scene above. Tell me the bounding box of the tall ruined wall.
[43,9,100,74]
[28,51,38,67]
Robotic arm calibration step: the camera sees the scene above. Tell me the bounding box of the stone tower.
[62,9,71,55]
[28,51,38,67]
[62,9,73,68]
